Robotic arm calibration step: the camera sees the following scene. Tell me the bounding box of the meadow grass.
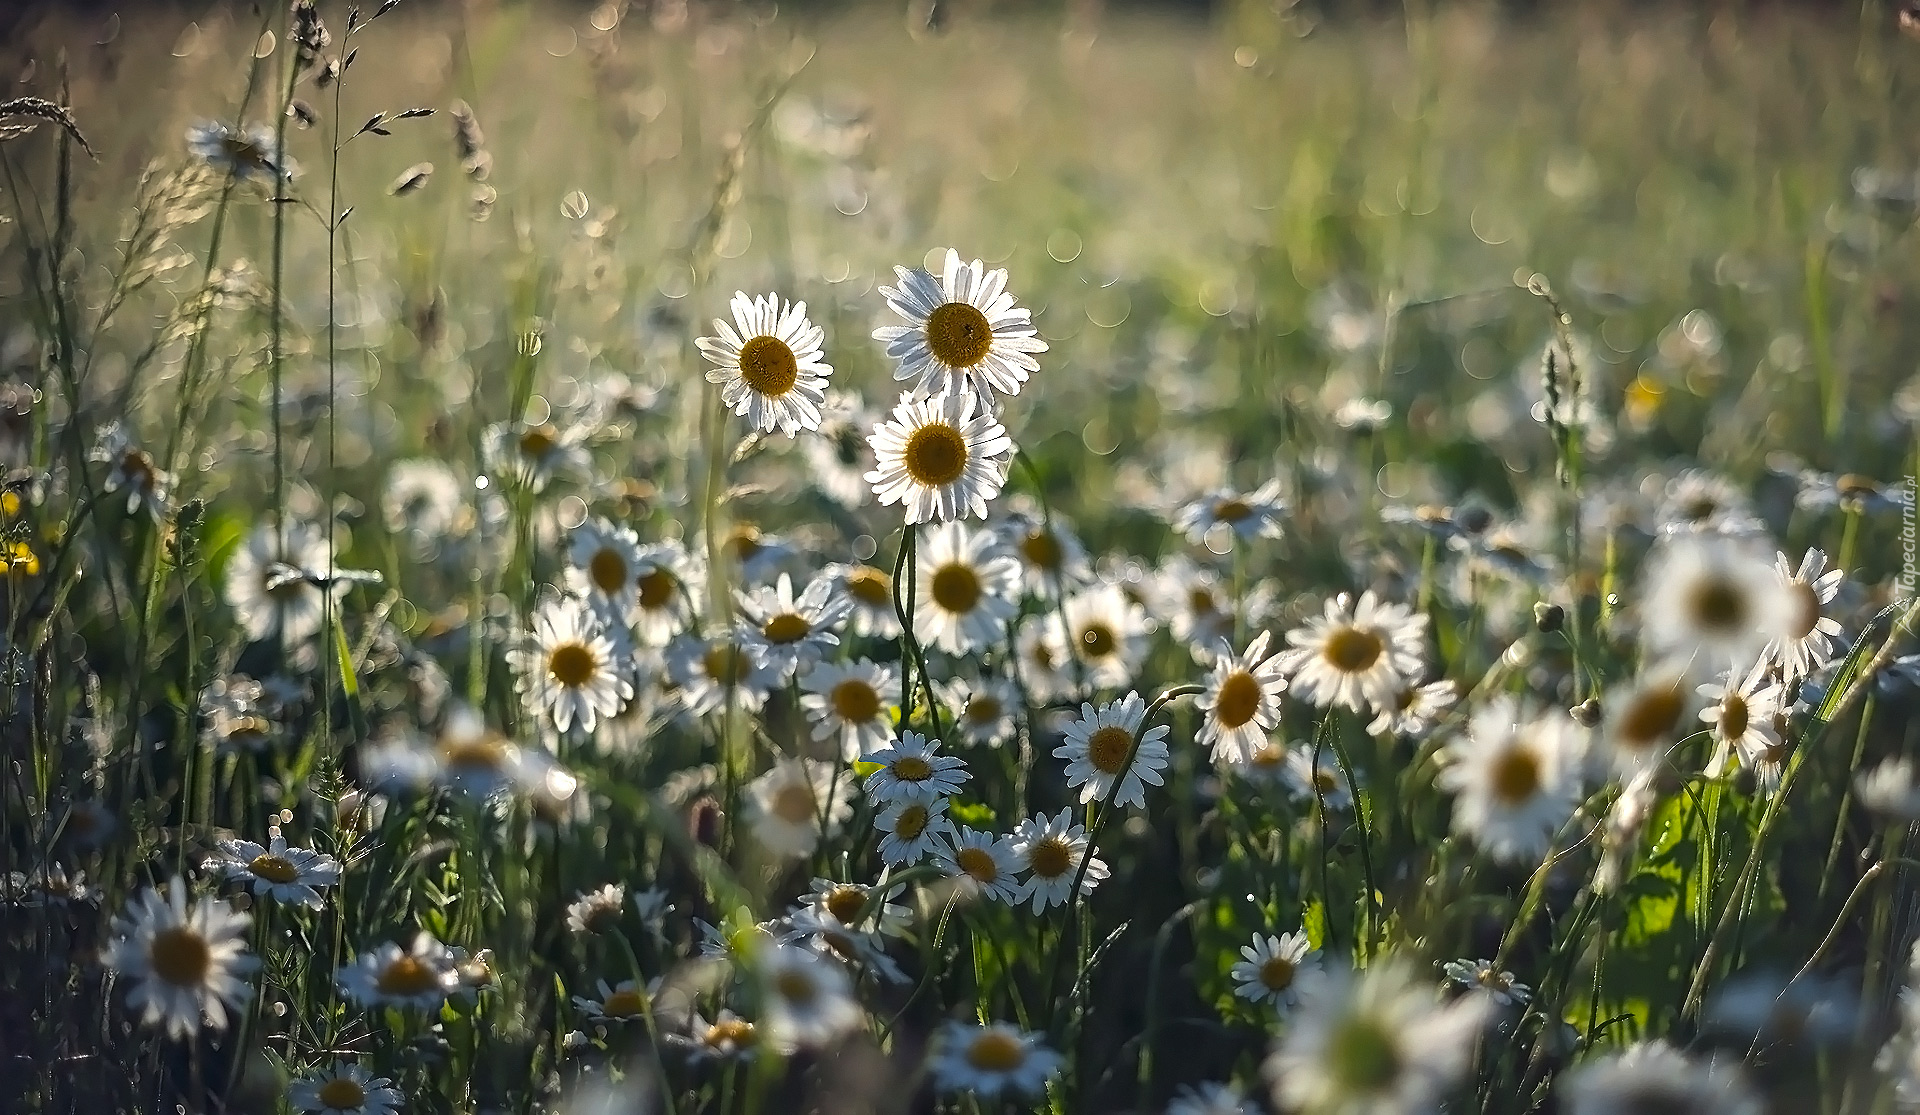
[4,1,1920,1113]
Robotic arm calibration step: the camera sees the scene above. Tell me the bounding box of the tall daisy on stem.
[873,248,1048,408]
[867,391,1014,524]
[696,291,832,436]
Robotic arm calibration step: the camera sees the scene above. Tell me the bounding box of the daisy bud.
[1570,697,1601,728]
[1533,602,1565,633]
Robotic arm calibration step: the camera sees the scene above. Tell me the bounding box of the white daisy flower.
[204,826,341,910]
[719,522,798,583]
[1602,663,1694,776]
[1856,757,1920,821]
[803,390,877,508]
[873,248,1048,408]
[632,886,674,940]
[1282,744,1354,812]
[666,633,777,718]
[1230,931,1322,1012]
[1197,631,1289,765]
[1233,740,1294,791]
[186,120,296,182]
[934,825,1024,904]
[565,883,627,936]
[507,596,633,736]
[940,676,1020,748]
[1056,582,1153,693]
[875,795,958,866]
[1441,959,1532,1007]
[757,943,863,1047]
[928,1020,1062,1100]
[797,878,913,938]
[1366,678,1459,739]
[1763,548,1846,683]
[863,730,971,805]
[781,906,908,984]
[684,1010,765,1062]
[695,911,780,964]
[1699,660,1786,789]
[1053,691,1170,809]
[745,758,853,859]
[697,291,832,435]
[1166,1082,1257,1115]
[998,507,1092,600]
[1279,591,1428,714]
[631,541,703,646]
[382,458,467,550]
[867,390,1014,524]
[1152,555,1246,663]
[1262,959,1490,1115]
[1657,469,1763,537]
[572,977,657,1023]
[482,418,590,492]
[1173,480,1287,548]
[914,521,1022,654]
[1705,971,1857,1050]
[1015,616,1077,704]
[564,517,645,614]
[90,421,170,520]
[1641,537,1792,675]
[828,561,902,638]
[5,863,96,907]
[104,879,257,1038]
[224,522,341,645]
[365,706,571,802]
[1012,807,1109,913]
[1561,1041,1762,1115]
[1436,698,1582,865]
[800,659,901,761]
[735,571,852,681]
[335,934,460,1012]
[288,1062,400,1115]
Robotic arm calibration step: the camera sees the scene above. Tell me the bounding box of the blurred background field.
[8,0,1920,536]
[8,1,1920,1112]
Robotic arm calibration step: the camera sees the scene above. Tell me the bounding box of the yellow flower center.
[119,448,159,493]
[845,566,892,606]
[442,733,508,770]
[1029,836,1072,879]
[1213,498,1253,523]
[965,695,1003,725]
[762,613,812,644]
[1020,530,1062,570]
[892,756,934,782]
[1214,670,1262,729]
[771,782,817,825]
[965,1031,1027,1073]
[824,886,867,924]
[601,988,648,1017]
[930,563,982,614]
[830,680,881,723]
[902,422,969,488]
[724,525,763,565]
[1324,626,1384,673]
[956,846,998,883]
[1489,747,1542,805]
[703,645,747,687]
[636,567,678,610]
[589,548,628,593]
[376,954,443,997]
[1686,575,1750,636]
[1078,622,1117,660]
[1250,744,1284,770]
[1259,955,1297,991]
[1314,769,1339,794]
[1719,695,1750,741]
[774,969,818,1005]
[1328,1016,1403,1092]
[1188,587,1218,615]
[148,927,212,987]
[518,425,557,459]
[737,334,799,397]
[924,301,994,368]
[219,132,274,170]
[705,1018,757,1048]
[316,1078,367,1110]
[1619,684,1685,751]
[548,643,598,688]
[893,803,930,840]
[1789,581,1822,640]
[1087,726,1134,774]
[248,853,301,885]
